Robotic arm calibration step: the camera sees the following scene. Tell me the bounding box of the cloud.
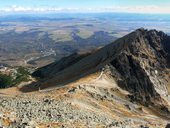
[0,5,170,14]
[105,6,170,14]
[0,5,80,13]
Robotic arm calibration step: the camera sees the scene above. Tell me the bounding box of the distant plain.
[0,13,170,67]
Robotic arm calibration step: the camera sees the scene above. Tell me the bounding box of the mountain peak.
[132,28,166,39]
[135,27,147,32]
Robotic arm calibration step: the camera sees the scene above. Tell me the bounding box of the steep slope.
[32,52,92,78]
[104,29,170,118]
[107,29,170,101]
[33,28,170,117]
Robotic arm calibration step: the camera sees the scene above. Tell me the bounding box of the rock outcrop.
[106,29,170,104]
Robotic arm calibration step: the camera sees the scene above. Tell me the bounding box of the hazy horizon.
[0,0,170,14]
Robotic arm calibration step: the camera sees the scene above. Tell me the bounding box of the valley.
[0,13,170,68]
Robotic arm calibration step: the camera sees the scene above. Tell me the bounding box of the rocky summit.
[0,28,170,127]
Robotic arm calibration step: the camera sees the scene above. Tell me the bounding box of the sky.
[0,0,170,14]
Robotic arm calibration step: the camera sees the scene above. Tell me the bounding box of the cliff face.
[33,28,170,117]
[107,29,170,104]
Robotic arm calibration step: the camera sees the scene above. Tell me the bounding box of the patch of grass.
[0,67,31,88]
[48,30,72,42]
[13,67,31,85]
[77,30,94,39]
[0,73,13,88]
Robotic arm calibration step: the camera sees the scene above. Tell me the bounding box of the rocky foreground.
[0,94,136,127]
[0,73,168,127]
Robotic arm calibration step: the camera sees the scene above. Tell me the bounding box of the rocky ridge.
[104,29,170,114]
